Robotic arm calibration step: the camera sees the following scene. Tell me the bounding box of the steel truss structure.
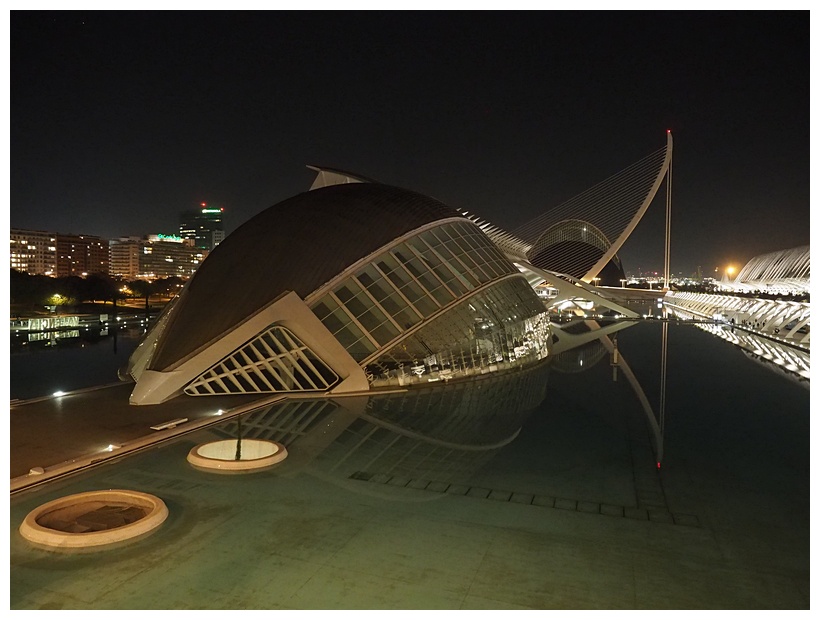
[665,291,810,345]
[454,133,673,284]
[728,245,810,294]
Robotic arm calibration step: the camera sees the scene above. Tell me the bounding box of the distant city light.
[53,391,66,397]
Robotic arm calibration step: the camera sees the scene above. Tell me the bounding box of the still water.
[9,320,810,608]
[10,325,145,400]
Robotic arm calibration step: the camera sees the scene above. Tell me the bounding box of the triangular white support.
[514,260,639,319]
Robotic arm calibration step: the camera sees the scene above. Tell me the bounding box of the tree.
[84,273,118,305]
[152,277,183,297]
[10,270,53,308]
[128,279,156,316]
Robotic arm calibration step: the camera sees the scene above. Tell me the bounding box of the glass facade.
[310,221,520,363]
[179,207,225,251]
[309,219,551,388]
[365,277,551,387]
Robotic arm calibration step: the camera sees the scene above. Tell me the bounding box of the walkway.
[10,383,266,487]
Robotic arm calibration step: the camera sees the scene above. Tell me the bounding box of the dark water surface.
[9,321,810,608]
[10,325,145,400]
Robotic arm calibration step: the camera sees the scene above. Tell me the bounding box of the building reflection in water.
[207,360,552,492]
[665,303,810,383]
[10,325,147,352]
[200,316,676,493]
[694,322,810,385]
[550,318,665,467]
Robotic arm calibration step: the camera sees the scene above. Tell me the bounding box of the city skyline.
[11,11,809,276]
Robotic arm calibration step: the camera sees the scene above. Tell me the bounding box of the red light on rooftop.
[667,129,671,133]
[220,207,224,211]
[201,202,207,207]
[656,462,662,470]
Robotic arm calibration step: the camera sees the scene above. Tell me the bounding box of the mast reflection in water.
[9,320,809,608]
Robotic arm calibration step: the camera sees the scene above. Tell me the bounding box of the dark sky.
[11,11,809,276]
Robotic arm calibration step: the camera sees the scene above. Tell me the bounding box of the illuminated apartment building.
[109,235,206,280]
[10,229,57,276]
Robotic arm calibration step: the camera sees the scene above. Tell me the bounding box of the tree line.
[10,270,185,313]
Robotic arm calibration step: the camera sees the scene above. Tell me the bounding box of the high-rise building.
[179,203,225,251]
[108,237,143,280]
[10,229,58,276]
[109,234,206,280]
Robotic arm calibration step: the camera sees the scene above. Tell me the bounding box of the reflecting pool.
[9,321,809,609]
[10,325,144,400]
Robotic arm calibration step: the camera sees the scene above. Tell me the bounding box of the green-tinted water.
[10,323,809,609]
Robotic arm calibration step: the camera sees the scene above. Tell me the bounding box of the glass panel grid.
[364,277,551,388]
[311,220,524,365]
[434,233,489,284]
[410,237,471,296]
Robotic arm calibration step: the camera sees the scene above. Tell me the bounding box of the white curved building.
[730,245,810,294]
[125,181,554,405]
[125,133,674,406]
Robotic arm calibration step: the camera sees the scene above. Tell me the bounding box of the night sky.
[11,11,809,277]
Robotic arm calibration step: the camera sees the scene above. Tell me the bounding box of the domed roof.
[148,183,461,371]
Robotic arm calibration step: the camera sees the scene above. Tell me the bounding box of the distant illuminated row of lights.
[16,317,149,330]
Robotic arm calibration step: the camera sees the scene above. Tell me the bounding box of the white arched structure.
[512,131,673,282]
[664,291,810,345]
[728,245,810,294]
